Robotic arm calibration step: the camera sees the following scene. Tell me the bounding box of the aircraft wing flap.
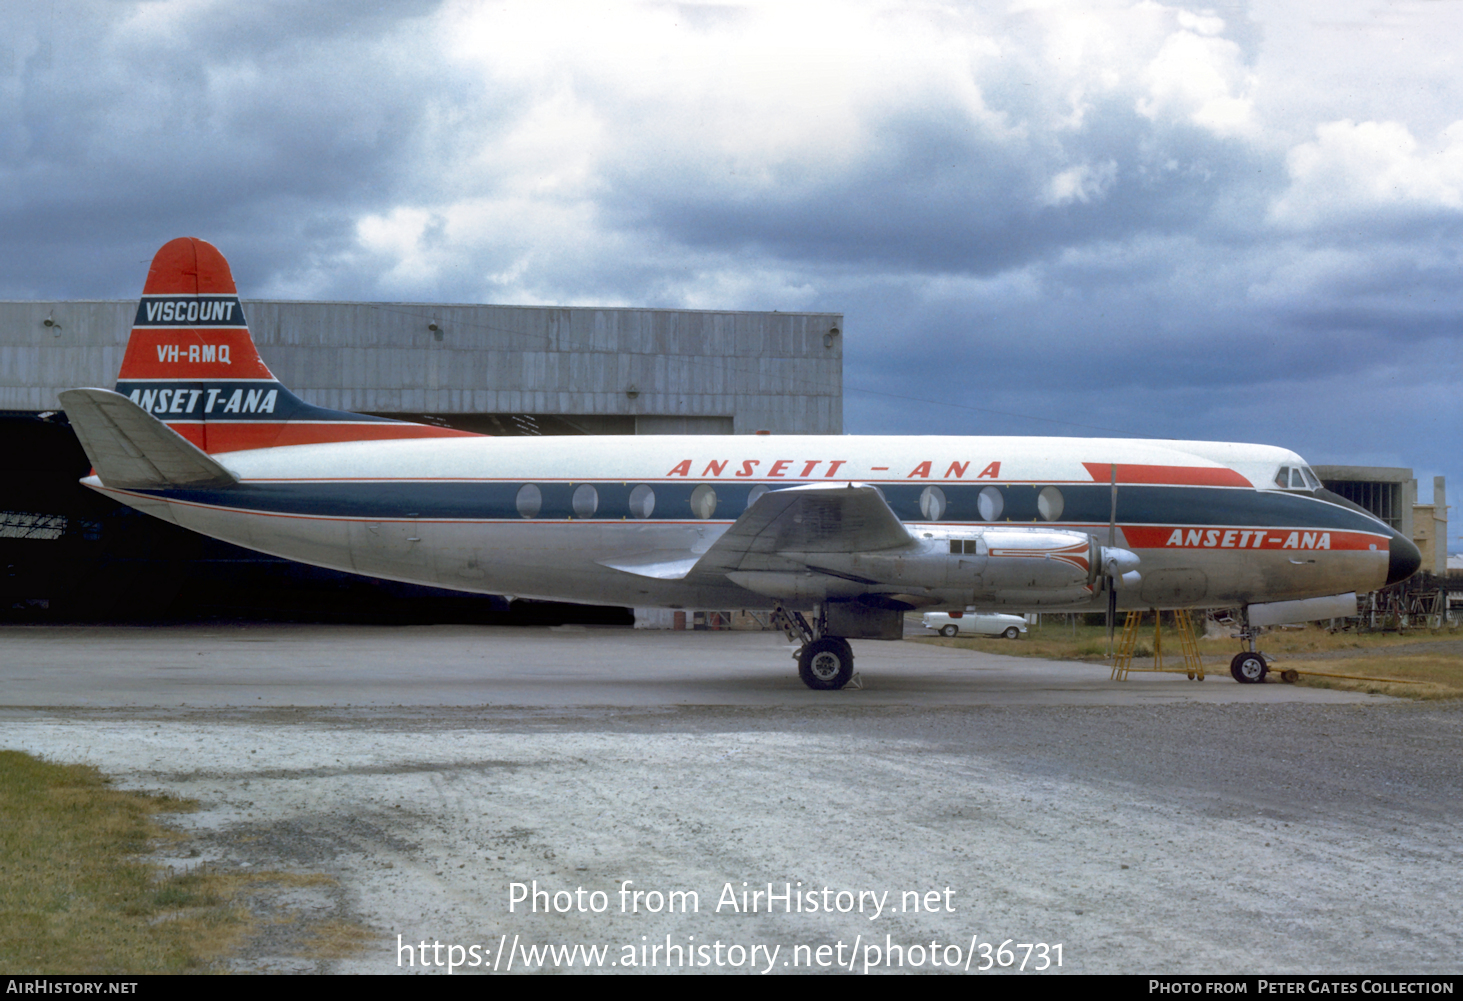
[59,388,239,490]
[688,483,914,581]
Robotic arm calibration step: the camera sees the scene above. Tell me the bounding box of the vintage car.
[920,610,1028,639]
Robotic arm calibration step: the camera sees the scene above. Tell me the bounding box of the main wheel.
[939,624,958,637]
[798,637,855,690]
[1003,626,1021,640]
[1230,651,1268,684]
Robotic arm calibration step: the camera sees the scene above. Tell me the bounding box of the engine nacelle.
[734,527,1138,611]
[782,526,1118,597]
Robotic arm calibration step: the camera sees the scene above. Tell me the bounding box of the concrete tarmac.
[0,622,1382,707]
[2,624,1456,976]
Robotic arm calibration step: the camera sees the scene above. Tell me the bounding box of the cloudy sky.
[2,1,1458,549]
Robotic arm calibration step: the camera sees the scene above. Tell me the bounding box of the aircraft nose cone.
[1387,531,1422,585]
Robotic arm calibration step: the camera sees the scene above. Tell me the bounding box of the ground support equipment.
[1111,609,1206,682]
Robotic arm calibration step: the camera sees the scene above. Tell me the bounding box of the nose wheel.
[1230,606,1272,684]
[1230,651,1269,684]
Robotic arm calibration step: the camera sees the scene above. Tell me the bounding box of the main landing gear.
[800,637,855,690]
[772,603,855,690]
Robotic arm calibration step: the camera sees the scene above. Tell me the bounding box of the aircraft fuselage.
[83,432,1407,613]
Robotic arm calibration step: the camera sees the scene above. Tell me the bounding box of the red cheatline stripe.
[1081,462,1251,487]
[1122,526,1386,551]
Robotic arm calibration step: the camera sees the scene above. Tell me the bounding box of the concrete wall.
[1314,465,1415,538]
[1434,475,1449,576]
[0,300,843,435]
[1316,465,1451,575]
[1414,475,1449,576]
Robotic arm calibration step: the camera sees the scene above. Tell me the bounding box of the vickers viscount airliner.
[60,239,1421,689]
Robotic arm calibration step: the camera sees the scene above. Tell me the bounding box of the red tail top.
[114,237,476,453]
[142,236,240,296]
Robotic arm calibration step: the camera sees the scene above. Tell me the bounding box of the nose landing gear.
[1229,650,1269,684]
[1231,607,1269,683]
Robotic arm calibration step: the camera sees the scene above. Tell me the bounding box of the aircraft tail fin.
[113,237,476,454]
[60,387,240,489]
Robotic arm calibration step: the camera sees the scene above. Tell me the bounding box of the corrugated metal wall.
[0,299,843,434]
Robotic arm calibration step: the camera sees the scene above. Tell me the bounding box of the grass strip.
[912,623,1463,698]
[1285,655,1463,700]
[0,750,253,973]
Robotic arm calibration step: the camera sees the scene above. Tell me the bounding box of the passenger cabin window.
[948,540,980,555]
[1037,486,1064,522]
[628,484,655,519]
[977,486,1004,522]
[515,484,542,518]
[690,484,717,519]
[572,484,599,518]
[920,486,946,521]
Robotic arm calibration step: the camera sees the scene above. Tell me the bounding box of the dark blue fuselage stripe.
[133,481,1391,534]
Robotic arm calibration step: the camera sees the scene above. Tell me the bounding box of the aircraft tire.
[1003,627,1021,640]
[939,625,958,637]
[1230,652,1268,684]
[798,637,854,691]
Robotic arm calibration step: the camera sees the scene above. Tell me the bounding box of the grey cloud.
[0,1,481,297]
[0,3,1456,547]
[608,100,1277,278]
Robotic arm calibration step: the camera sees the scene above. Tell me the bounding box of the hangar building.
[1,299,843,622]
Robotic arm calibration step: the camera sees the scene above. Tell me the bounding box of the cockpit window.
[1275,466,1320,491]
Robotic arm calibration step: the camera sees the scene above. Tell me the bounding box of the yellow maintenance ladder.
[1110,609,1206,682]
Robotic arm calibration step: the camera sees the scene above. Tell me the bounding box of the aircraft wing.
[59,388,239,490]
[596,484,913,582]
[687,483,913,580]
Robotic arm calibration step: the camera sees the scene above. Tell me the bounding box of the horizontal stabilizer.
[59,388,239,489]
